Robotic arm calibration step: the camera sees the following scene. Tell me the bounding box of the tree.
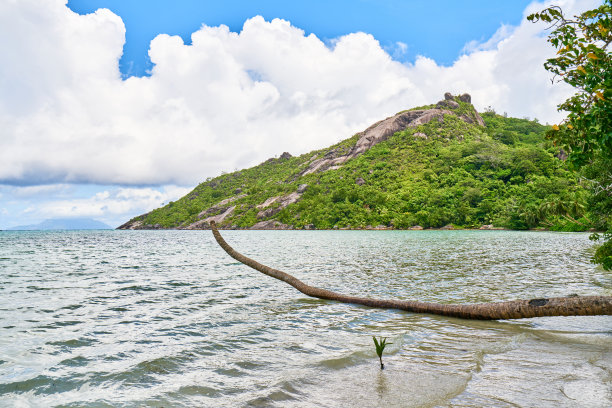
[210,221,612,320]
[528,1,612,269]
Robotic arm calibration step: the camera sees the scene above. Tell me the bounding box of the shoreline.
[114,225,599,233]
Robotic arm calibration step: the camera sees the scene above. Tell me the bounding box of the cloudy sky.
[0,0,599,228]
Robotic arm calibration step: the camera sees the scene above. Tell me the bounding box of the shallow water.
[0,230,610,407]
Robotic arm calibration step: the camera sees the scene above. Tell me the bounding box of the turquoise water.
[0,230,611,407]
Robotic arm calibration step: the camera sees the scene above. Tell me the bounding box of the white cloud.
[0,183,191,228]
[10,184,72,198]
[0,0,601,188]
[462,24,517,54]
[27,185,191,227]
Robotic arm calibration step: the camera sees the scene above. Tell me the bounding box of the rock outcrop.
[186,205,236,229]
[460,112,486,127]
[299,92,483,177]
[437,100,459,109]
[197,194,247,218]
[257,191,302,219]
[118,219,144,230]
[300,107,455,176]
[256,196,281,209]
[251,220,292,230]
[458,93,471,103]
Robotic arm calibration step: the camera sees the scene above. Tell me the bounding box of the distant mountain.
[8,218,112,231]
[119,92,588,231]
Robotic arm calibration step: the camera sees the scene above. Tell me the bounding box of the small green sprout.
[373,336,392,370]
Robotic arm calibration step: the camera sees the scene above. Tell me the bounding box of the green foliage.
[372,336,391,370]
[591,231,612,270]
[584,153,612,268]
[529,2,612,269]
[528,1,612,167]
[125,109,590,234]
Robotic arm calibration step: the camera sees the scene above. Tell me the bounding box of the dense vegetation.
[529,1,611,269]
[123,103,592,232]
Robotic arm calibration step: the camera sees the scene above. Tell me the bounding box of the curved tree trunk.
[210,222,612,320]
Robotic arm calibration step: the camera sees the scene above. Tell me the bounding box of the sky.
[0,0,600,229]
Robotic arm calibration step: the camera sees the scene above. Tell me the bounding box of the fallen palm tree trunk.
[210,221,612,320]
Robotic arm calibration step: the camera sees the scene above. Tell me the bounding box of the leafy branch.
[529,1,612,270]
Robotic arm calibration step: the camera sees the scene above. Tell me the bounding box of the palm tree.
[519,203,540,228]
[209,221,611,320]
[539,196,589,227]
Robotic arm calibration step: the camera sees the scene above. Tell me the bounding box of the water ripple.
[0,230,610,407]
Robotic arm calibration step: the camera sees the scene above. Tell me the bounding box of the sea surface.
[0,230,611,407]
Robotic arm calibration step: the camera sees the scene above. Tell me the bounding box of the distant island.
[7,217,112,231]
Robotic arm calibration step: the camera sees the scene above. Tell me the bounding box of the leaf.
[373,336,390,357]
[576,66,587,74]
[586,52,599,60]
[595,92,605,101]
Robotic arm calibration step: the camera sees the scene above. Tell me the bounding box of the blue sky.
[0,0,599,228]
[67,0,533,77]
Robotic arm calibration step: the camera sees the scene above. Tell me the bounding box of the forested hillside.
[119,94,590,231]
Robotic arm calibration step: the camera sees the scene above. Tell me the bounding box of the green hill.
[119,93,590,231]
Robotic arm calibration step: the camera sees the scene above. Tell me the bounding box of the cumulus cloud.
[0,0,600,188]
[2,185,191,228]
[462,24,517,54]
[35,186,190,218]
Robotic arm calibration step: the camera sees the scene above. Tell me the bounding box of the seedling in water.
[373,336,392,370]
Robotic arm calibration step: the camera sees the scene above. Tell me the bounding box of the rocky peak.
[436,92,484,126]
[299,92,484,177]
[458,93,471,103]
[437,99,459,109]
[445,92,472,103]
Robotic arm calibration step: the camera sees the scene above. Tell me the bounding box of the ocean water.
[0,230,610,407]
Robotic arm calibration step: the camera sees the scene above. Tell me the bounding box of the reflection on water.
[0,230,610,407]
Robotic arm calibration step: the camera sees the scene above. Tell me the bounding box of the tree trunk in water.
[210,222,612,320]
